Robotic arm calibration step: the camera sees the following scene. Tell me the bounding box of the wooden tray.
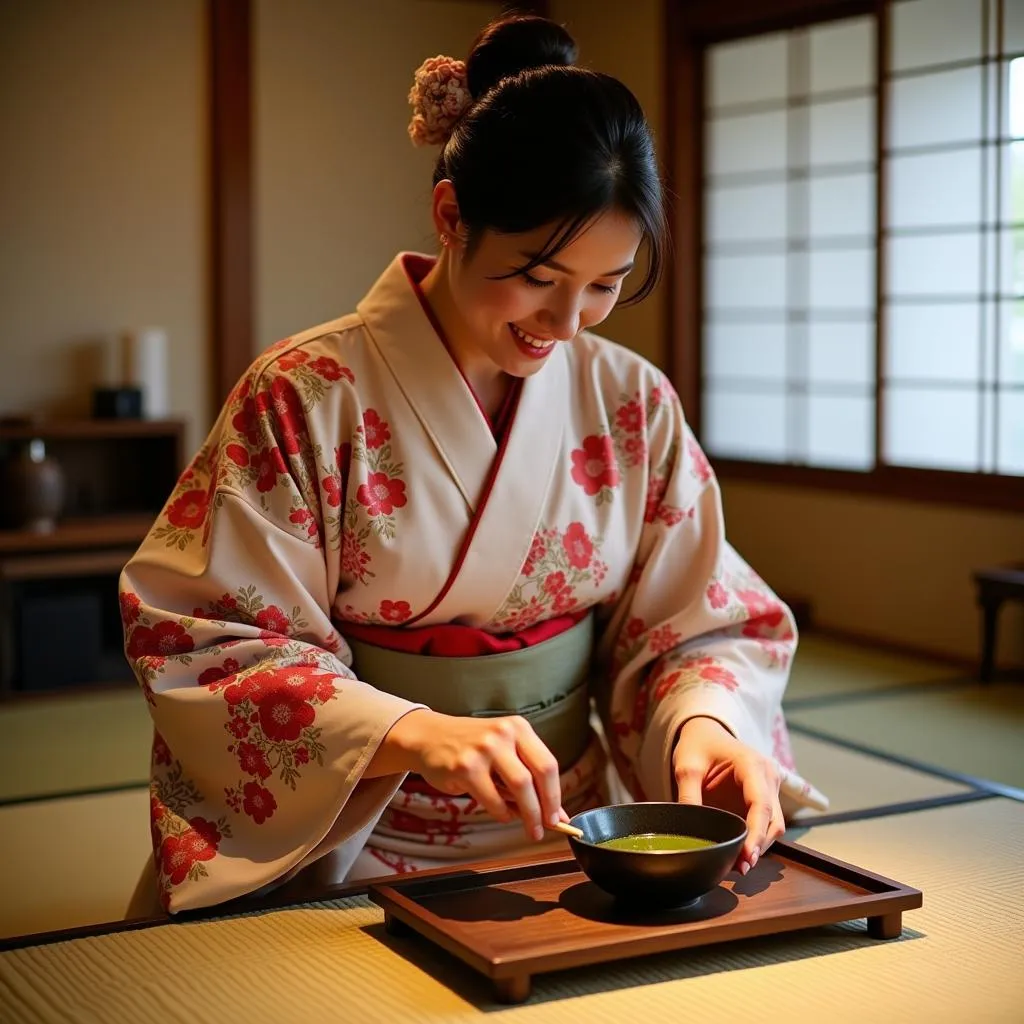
[368,840,922,1003]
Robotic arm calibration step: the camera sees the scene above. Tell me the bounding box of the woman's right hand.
[369,709,563,841]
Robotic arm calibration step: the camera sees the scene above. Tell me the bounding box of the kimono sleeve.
[595,382,828,816]
[119,346,424,913]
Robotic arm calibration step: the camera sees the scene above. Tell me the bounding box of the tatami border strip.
[788,789,995,829]
[784,675,979,710]
[0,781,148,810]
[788,721,1024,802]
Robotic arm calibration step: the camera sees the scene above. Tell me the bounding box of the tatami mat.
[786,633,958,704]
[0,790,151,941]
[0,689,151,803]
[788,732,972,818]
[1,799,1020,1023]
[789,682,1024,791]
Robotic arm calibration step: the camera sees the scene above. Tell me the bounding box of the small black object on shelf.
[92,386,143,420]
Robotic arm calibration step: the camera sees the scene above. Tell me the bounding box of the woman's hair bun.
[466,15,578,99]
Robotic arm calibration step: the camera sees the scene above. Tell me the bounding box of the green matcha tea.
[596,833,716,853]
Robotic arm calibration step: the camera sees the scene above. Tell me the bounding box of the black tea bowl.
[567,802,747,909]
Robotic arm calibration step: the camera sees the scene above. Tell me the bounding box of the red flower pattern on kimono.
[242,782,278,824]
[276,349,309,371]
[253,446,287,493]
[256,377,306,456]
[368,847,415,874]
[772,712,797,770]
[707,581,729,609]
[231,396,261,445]
[197,658,239,686]
[255,605,291,634]
[166,489,209,530]
[236,741,272,780]
[345,413,406,543]
[562,522,594,570]
[362,409,391,449]
[630,679,650,733]
[609,392,649,470]
[570,434,619,498]
[309,356,353,382]
[322,441,353,551]
[357,472,407,517]
[120,591,141,626]
[522,534,546,576]
[127,620,195,660]
[646,623,683,656]
[651,657,740,709]
[615,399,645,434]
[289,506,319,542]
[160,819,221,886]
[341,532,374,584]
[644,474,668,524]
[257,688,316,743]
[379,600,412,623]
[495,596,546,631]
[644,435,689,527]
[151,340,355,554]
[153,731,173,766]
[383,808,467,846]
[735,589,791,640]
[492,522,605,629]
[687,433,712,485]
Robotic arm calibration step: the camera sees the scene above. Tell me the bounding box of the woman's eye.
[523,274,554,288]
[521,274,618,294]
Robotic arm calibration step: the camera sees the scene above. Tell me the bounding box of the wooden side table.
[971,563,1024,683]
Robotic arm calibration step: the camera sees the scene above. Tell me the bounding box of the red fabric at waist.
[342,609,587,656]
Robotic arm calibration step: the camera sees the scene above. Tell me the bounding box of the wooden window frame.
[665,0,1024,512]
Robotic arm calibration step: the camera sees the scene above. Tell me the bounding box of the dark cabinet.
[0,419,184,697]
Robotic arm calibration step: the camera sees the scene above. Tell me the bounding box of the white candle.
[122,327,169,419]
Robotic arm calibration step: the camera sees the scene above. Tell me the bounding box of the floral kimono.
[120,253,827,913]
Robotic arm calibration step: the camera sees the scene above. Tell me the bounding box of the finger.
[740,770,776,868]
[674,762,705,807]
[492,746,545,841]
[513,721,563,828]
[758,781,786,861]
[468,768,515,825]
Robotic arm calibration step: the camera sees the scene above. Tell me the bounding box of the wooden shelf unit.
[0,419,185,696]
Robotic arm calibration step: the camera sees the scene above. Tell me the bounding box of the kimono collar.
[356,253,568,520]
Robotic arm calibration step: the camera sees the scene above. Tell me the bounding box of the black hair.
[434,15,666,304]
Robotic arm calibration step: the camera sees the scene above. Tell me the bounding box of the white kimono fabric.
[120,253,827,913]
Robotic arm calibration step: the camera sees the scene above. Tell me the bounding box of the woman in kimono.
[120,14,826,914]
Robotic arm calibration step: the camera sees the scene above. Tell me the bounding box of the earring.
[439,233,449,248]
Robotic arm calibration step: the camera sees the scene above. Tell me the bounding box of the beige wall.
[0,0,209,456]
[254,0,501,352]
[558,0,1024,669]
[722,482,1024,666]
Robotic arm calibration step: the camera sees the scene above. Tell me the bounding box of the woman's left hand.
[672,716,785,875]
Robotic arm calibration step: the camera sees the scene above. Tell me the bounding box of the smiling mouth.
[509,323,558,350]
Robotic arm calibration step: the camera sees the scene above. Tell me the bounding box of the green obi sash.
[347,613,594,771]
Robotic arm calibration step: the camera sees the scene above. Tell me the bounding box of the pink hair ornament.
[408,55,472,147]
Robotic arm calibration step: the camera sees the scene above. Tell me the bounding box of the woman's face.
[446,207,643,378]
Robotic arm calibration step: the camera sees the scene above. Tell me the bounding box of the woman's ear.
[431,179,462,239]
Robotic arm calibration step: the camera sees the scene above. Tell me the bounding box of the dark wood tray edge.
[368,840,923,984]
[370,885,923,983]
